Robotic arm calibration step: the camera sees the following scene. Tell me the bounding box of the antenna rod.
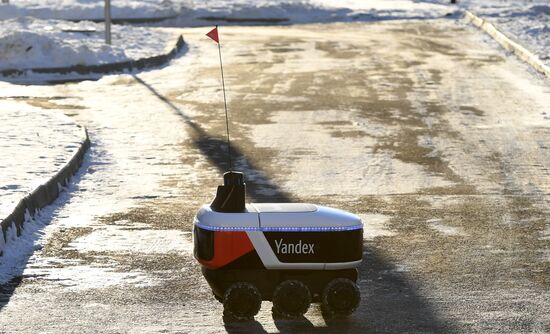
[217,27,232,171]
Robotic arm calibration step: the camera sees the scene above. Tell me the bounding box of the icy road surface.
[1,21,549,332]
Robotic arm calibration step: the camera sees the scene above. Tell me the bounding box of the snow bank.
[0,0,177,21]
[472,1,549,66]
[0,1,452,24]
[421,0,549,67]
[0,210,44,282]
[0,101,84,221]
[0,26,124,70]
[166,0,451,26]
[3,1,543,66]
[0,17,173,71]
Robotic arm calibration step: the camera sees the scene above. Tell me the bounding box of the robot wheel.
[321,278,360,317]
[272,280,312,318]
[222,282,262,321]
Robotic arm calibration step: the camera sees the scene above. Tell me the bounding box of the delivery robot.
[193,171,363,320]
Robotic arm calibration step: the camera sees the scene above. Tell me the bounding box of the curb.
[70,16,178,24]
[198,16,288,23]
[0,123,91,256]
[0,35,185,77]
[464,10,550,78]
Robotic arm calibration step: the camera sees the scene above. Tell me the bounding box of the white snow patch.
[428,219,466,236]
[23,257,157,290]
[0,210,55,282]
[0,0,177,21]
[380,263,410,274]
[454,0,550,67]
[358,213,395,240]
[403,0,550,67]
[392,264,409,273]
[0,17,173,70]
[0,102,84,229]
[69,222,193,254]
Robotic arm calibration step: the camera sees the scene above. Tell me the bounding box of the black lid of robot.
[210,171,246,212]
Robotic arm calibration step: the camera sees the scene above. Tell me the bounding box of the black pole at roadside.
[104,0,111,44]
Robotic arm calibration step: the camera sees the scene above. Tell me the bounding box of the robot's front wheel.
[223,282,262,321]
[322,278,360,317]
[272,280,312,318]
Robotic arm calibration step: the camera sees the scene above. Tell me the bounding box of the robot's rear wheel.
[322,278,360,317]
[272,280,312,318]
[223,282,262,321]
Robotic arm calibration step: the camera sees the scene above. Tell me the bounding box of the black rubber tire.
[272,280,312,318]
[223,282,262,321]
[322,278,360,317]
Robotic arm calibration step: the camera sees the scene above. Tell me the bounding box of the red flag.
[206,26,219,43]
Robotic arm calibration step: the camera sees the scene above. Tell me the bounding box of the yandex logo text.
[274,239,315,255]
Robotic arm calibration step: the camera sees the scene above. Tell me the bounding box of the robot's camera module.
[210,171,245,213]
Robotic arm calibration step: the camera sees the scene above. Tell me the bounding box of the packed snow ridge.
[0,102,85,221]
[0,0,453,23]
[0,17,172,71]
[428,0,549,66]
[0,0,177,21]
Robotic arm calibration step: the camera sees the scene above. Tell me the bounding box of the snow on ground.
[23,259,157,290]
[358,213,395,240]
[2,1,547,71]
[427,218,467,236]
[0,68,202,285]
[69,221,194,254]
[422,0,549,66]
[0,17,173,70]
[0,187,159,289]
[0,0,177,21]
[0,101,84,221]
[0,0,452,23]
[164,0,452,26]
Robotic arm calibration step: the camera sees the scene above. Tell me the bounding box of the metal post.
[104,0,112,45]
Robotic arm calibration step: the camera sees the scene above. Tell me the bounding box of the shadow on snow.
[0,149,93,311]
